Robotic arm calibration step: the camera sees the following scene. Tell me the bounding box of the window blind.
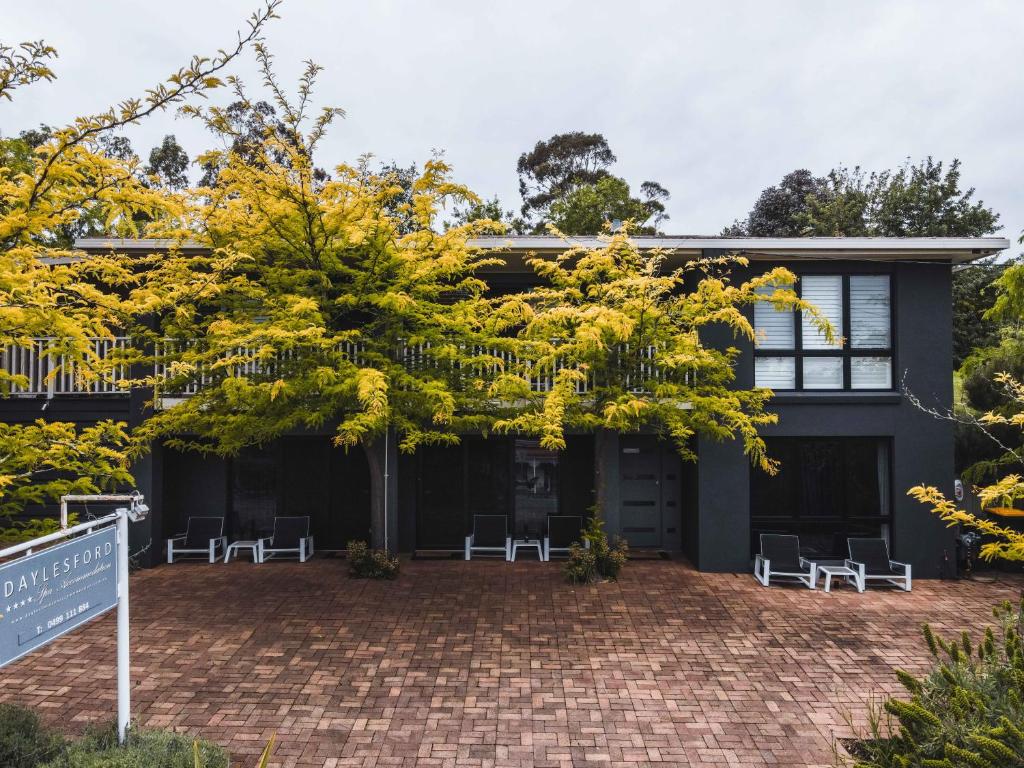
[753,286,795,349]
[802,357,843,389]
[754,357,795,389]
[851,356,892,389]
[800,275,843,349]
[850,275,891,348]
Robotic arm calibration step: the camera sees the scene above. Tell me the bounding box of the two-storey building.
[0,235,1009,577]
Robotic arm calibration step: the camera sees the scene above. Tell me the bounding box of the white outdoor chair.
[167,517,227,563]
[846,538,911,591]
[465,514,511,560]
[259,516,315,562]
[543,515,588,561]
[754,533,817,589]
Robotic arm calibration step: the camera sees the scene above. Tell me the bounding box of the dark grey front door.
[618,436,682,549]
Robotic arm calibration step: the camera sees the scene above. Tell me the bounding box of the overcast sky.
[5,1,1023,246]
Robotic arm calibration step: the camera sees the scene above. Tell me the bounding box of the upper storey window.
[754,274,892,391]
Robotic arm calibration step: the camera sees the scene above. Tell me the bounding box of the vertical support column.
[384,428,399,553]
[116,510,131,744]
[366,428,400,553]
[595,429,620,533]
[128,328,160,567]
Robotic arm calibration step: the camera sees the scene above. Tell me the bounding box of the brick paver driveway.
[1,558,1021,767]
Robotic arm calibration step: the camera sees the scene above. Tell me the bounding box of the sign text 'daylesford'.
[0,527,117,667]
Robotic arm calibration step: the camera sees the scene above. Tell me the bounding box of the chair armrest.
[169,534,186,542]
[890,560,911,573]
[257,537,271,547]
[799,557,815,568]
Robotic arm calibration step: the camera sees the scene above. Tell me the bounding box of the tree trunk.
[594,427,609,522]
[362,437,386,550]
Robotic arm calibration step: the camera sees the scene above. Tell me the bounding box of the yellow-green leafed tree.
[487,230,830,481]
[0,4,277,529]
[910,248,1024,562]
[129,48,509,546]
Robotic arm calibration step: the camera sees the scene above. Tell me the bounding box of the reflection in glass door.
[514,439,558,539]
[231,446,278,540]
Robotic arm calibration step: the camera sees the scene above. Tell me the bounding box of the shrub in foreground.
[564,514,628,584]
[844,599,1024,767]
[0,702,65,768]
[38,723,229,768]
[347,540,400,579]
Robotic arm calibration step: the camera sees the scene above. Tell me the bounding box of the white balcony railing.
[2,338,684,398]
[0,337,130,396]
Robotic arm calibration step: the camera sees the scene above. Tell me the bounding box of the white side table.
[511,538,544,561]
[225,540,262,564]
[816,564,862,592]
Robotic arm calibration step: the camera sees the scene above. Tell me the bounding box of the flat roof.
[76,235,1011,265]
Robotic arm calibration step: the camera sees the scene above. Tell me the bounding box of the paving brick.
[0,558,1019,767]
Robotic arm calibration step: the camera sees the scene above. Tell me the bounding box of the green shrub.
[347,540,400,579]
[0,702,65,768]
[38,723,229,768]
[844,599,1024,767]
[564,514,628,584]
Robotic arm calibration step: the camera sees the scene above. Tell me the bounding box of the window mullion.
[795,282,803,390]
[842,275,852,389]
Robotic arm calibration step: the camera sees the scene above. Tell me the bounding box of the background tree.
[146,134,190,190]
[547,176,669,236]
[726,158,998,238]
[910,236,1024,562]
[196,99,290,187]
[516,131,670,234]
[0,3,277,526]
[721,169,827,236]
[448,193,525,233]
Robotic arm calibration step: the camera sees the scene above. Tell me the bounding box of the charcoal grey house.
[0,236,1009,577]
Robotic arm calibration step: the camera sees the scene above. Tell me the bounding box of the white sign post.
[0,492,148,745]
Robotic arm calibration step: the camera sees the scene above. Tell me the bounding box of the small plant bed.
[346,540,400,579]
[564,514,628,584]
[843,599,1024,767]
[0,703,275,767]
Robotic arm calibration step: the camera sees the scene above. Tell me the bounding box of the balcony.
[2,338,684,398]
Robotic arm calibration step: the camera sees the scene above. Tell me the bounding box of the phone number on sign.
[41,602,90,633]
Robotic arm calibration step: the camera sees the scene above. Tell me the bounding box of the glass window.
[850,275,891,348]
[851,356,892,389]
[755,356,796,390]
[800,275,843,349]
[753,273,894,391]
[750,437,892,558]
[754,286,795,349]
[514,439,559,539]
[802,357,843,389]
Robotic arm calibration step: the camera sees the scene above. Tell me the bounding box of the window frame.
[754,271,896,392]
[749,436,895,558]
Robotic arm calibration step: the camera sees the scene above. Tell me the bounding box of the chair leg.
[505,537,512,562]
[209,541,215,564]
[299,540,306,563]
[167,540,173,564]
[464,536,472,561]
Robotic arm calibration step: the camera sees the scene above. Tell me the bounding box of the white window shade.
[851,356,892,389]
[753,286,795,349]
[755,357,795,389]
[850,275,891,348]
[800,275,843,349]
[803,357,844,389]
